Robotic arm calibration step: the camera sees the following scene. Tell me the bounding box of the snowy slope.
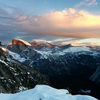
[55,47,91,56]
[33,46,91,59]
[0,85,97,100]
[0,46,26,62]
[8,51,26,62]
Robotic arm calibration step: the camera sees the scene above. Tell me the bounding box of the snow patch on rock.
[8,51,26,62]
[0,59,8,66]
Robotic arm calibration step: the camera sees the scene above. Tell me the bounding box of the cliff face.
[8,39,32,53]
[12,39,31,46]
[0,47,48,93]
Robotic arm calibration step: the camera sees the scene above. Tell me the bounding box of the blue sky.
[0,0,100,15]
[0,0,100,44]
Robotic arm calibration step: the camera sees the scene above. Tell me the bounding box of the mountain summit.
[9,39,32,46]
[8,39,32,53]
[30,40,57,47]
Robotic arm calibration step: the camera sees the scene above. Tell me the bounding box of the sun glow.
[71,38,100,47]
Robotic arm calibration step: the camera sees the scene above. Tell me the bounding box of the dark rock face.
[26,50,99,93]
[0,48,48,93]
[90,66,100,84]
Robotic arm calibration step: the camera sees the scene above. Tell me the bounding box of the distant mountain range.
[0,39,100,99]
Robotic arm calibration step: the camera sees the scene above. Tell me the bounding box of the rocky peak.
[8,39,32,53]
[30,40,57,47]
[12,39,31,46]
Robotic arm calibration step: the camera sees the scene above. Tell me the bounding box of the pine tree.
[0,41,2,46]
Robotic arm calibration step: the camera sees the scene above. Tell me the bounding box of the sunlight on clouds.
[13,8,100,38]
[72,38,100,46]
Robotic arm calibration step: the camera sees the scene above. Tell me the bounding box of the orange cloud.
[14,8,100,38]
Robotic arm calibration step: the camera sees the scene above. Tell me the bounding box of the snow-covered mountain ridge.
[7,39,100,61]
[2,39,100,99]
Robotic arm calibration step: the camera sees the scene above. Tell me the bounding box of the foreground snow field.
[0,85,97,100]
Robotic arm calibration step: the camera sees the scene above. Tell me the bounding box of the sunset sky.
[0,0,100,44]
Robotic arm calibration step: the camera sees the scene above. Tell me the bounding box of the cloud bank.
[14,8,100,38]
[0,6,100,43]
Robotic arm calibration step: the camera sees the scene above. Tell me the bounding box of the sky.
[0,0,100,44]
